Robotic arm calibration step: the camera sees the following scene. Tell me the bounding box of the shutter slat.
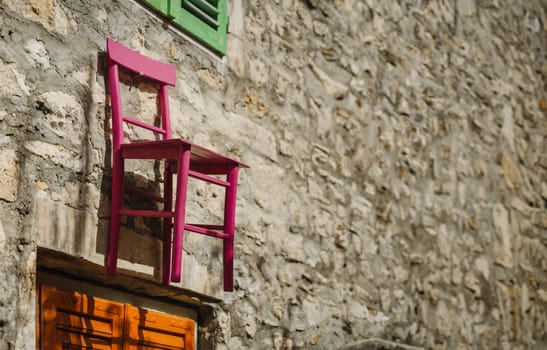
[183,0,219,28]
[187,0,218,18]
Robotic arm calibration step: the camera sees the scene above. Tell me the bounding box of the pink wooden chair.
[105,38,247,291]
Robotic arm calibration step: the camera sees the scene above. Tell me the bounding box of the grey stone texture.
[341,338,425,350]
[0,0,546,349]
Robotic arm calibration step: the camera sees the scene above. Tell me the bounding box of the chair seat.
[121,138,249,174]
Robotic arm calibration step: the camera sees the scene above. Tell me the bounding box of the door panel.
[125,305,194,350]
[40,285,124,350]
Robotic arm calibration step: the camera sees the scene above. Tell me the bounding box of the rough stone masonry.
[0,0,546,349]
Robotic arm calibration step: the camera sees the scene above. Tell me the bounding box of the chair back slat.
[107,38,176,86]
[123,116,168,135]
[106,38,175,150]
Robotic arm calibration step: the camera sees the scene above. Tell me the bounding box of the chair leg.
[171,148,191,283]
[162,161,174,285]
[106,154,124,276]
[223,165,239,291]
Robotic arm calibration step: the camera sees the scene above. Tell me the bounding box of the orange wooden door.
[38,285,195,350]
[39,285,125,350]
[125,305,195,350]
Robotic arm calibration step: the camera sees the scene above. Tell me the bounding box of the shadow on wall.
[95,50,165,279]
[30,51,165,280]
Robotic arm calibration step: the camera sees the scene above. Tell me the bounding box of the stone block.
[243,89,271,118]
[0,148,19,202]
[0,218,6,249]
[308,177,330,204]
[464,272,481,296]
[248,57,269,87]
[309,60,348,99]
[340,338,425,350]
[500,151,521,189]
[277,262,303,286]
[208,113,277,161]
[70,64,106,104]
[180,253,222,297]
[249,163,285,212]
[227,35,247,78]
[24,39,50,69]
[492,204,513,268]
[33,191,100,259]
[25,141,82,172]
[0,59,31,97]
[4,0,77,37]
[288,197,307,233]
[311,207,332,238]
[474,256,490,280]
[196,69,226,91]
[62,182,101,210]
[280,233,305,263]
[36,91,84,144]
[228,0,245,39]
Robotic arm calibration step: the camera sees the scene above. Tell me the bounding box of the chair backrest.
[106,38,176,151]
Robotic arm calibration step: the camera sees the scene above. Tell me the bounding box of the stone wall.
[0,0,546,349]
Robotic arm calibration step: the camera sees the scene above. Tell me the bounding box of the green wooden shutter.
[143,0,171,15]
[171,0,228,55]
[143,0,228,55]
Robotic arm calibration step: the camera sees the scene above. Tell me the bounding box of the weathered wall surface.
[0,0,546,349]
